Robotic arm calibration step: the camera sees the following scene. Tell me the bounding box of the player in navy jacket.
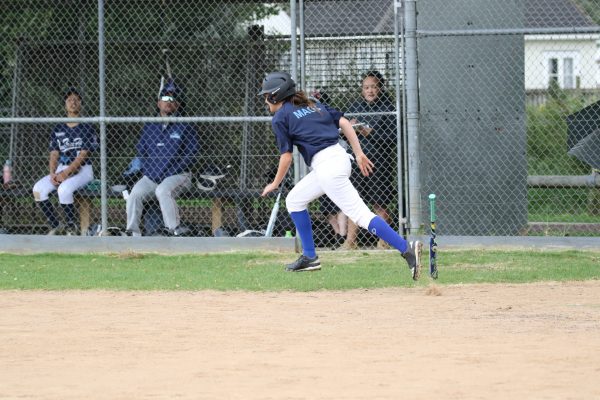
[125,80,199,236]
[259,72,422,279]
[33,87,98,235]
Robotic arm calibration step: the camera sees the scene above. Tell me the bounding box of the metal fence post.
[8,39,22,167]
[299,0,306,92]
[297,0,309,180]
[393,0,406,235]
[98,0,108,234]
[403,0,422,234]
[290,0,301,185]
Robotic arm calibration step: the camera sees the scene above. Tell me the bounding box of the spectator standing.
[342,70,399,250]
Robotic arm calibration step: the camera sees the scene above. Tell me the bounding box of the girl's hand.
[50,173,59,186]
[356,153,374,177]
[261,182,279,197]
[56,170,69,183]
[358,125,373,137]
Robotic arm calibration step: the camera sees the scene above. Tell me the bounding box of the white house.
[252,7,295,36]
[524,0,600,90]
[258,0,600,96]
[525,34,600,90]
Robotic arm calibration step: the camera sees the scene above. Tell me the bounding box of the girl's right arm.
[262,151,292,196]
[49,151,59,185]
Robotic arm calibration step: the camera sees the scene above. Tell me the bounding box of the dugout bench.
[74,186,264,235]
[0,184,265,236]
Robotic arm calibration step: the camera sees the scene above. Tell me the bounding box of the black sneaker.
[402,240,422,281]
[285,255,321,272]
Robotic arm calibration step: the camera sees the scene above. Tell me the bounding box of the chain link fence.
[1,0,599,247]
[417,0,600,237]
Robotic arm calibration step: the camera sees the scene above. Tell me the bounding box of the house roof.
[303,0,598,36]
[526,0,596,28]
[304,0,394,36]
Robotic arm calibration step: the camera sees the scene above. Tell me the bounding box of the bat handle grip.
[428,193,436,222]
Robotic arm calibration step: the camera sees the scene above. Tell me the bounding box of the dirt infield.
[1,281,599,399]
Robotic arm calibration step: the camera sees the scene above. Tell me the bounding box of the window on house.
[548,58,559,86]
[563,58,574,89]
[544,52,579,89]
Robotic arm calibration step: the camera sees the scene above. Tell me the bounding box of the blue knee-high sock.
[61,203,77,226]
[38,200,59,228]
[290,210,316,258]
[367,216,408,254]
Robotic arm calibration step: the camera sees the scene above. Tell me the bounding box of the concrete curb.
[0,234,296,255]
[0,234,597,255]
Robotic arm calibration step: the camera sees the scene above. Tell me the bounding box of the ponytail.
[289,91,316,108]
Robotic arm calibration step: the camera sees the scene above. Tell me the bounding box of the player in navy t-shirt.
[259,72,422,279]
[33,88,98,235]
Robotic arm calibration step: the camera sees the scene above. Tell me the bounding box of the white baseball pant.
[286,143,376,229]
[32,164,94,204]
[126,173,191,235]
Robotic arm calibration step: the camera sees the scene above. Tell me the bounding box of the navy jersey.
[136,122,199,183]
[347,93,396,159]
[49,123,99,166]
[271,101,344,166]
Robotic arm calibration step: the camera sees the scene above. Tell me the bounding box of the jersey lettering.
[59,137,83,152]
[293,107,317,119]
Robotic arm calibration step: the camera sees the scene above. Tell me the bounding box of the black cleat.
[285,255,321,272]
[402,240,422,281]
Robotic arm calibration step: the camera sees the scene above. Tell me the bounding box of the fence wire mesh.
[1,0,599,247]
[417,0,600,237]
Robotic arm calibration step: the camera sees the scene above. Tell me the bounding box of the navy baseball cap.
[158,79,183,101]
[64,87,82,101]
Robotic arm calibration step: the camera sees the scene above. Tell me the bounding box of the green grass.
[528,213,600,223]
[0,250,598,291]
[528,188,600,222]
[436,249,599,283]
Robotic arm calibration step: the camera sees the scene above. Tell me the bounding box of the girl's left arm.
[339,117,374,176]
[57,150,89,182]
